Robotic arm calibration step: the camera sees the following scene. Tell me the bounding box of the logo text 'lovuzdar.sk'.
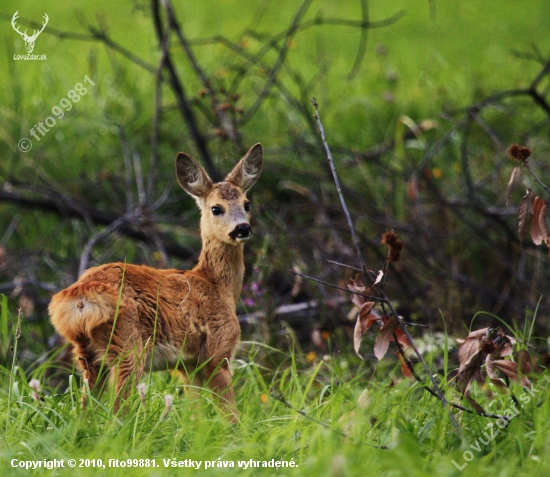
[11,11,48,60]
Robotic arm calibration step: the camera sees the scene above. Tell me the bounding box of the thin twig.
[311,97,368,275]
[325,259,361,272]
[0,188,193,260]
[240,0,314,124]
[270,391,348,438]
[289,269,382,302]
[79,214,130,276]
[270,391,390,448]
[523,162,550,196]
[148,23,170,198]
[0,12,159,75]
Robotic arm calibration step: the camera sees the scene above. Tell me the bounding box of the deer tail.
[49,281,124,341]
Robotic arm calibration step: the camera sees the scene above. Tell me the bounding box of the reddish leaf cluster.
[507,144,532,163]
[347,275,411,376]
[381,230,404,262]
[504,146,550,258]
[457,327,531,413]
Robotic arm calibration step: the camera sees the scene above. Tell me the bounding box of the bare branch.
[347,0,369,80]
[0,188,193,260]
[151,0,219,180]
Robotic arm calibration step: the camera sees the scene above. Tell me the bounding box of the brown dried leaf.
[458,348,486,413]
[516,349,532,375]
[489,357,531,388]
[531,196,548,245]
[485,355,506,388]
[518,189,536,242]
[353,302,379,359]
[353,319,364,359]
[398,352,414,380]
[354,306,376,353]
[347,274,366,308]
[374,316,399,360]
[492,359,518,381]
[457,328,489,367]
[499,338,515,358]
[394,328,411,349]
[358,302,379,333]
[505,165,522,205]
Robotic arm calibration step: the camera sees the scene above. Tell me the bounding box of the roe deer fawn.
[49,143,263,422]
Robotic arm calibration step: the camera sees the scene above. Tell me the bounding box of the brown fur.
[49,144,263,421]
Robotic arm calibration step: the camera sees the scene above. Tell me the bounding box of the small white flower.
[160,394,173,420]
[137,383,147,406]
[29,378,41,401]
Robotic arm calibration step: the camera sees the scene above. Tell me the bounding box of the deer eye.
[244,201,250,212]
[211,206,224,216]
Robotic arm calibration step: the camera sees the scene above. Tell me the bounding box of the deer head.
[176,144,263,245]
[11,11,49,54]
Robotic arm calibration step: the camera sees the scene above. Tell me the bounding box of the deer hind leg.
[91,300,144,413]
[49,280,125,407]
[177,367,202,395]
[71,335,107,407]
[176,367,203,418]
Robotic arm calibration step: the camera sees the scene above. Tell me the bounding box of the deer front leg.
[108,344,145,413]
[200,324,240,423]
[203,358,239,423]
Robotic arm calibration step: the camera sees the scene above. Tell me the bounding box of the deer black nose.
[236,223,251,237]
[229,223,252,241]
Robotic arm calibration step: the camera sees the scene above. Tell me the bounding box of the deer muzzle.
[230,223,251,242]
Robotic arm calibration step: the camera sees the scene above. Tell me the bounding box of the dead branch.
[0,188,193,260]
[238,296,349,325]
[347,0,369,80]
[162,0,242,147]
[151,0,219,180]
[239,0,314,125]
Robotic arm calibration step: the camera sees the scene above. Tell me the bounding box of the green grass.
[1,297,550,477]
[2,0,549,156]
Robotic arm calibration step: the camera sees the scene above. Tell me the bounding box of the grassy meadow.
[2,0,550,475]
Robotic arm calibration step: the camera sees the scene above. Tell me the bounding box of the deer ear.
[176,153,213,198]
[225,143,263,191]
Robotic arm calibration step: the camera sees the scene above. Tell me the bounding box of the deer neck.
[194,237,245,304]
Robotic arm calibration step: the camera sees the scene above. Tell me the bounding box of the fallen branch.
[238,296,349,326]
[0,188,193,261]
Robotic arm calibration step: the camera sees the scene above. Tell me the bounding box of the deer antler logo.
[11,11,49,54]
